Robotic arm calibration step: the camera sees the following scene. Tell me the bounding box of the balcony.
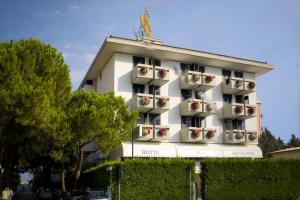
[199,101,217,117]
[152,125,170,141]
[222,77,244,94]
[180,71,202,90]
[244,104,256,119]
[132,93,154,113]
[181,99,203,116]
[180,127,203,143]
[131,63,154,84]
[133,124,154,141]
[223,103,245,119]
[223,130,246,144]
[151,66,170,86]
[82,84,96,91]
[239,79,256,96]
[150,95,170,114]
[197,73,216,91]
[202,128,217,143]
[246,131,258,144]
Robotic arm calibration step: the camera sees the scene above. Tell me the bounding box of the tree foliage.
[286,134,300,148]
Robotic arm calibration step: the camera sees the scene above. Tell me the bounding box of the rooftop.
[79,36,273,88]
[270,147,300,154]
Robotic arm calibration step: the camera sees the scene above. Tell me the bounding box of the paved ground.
[12,186,38,200]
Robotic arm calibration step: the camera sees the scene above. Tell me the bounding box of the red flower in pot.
[140,67,148,75]
[191,101,200,110]
[158,98,167,107]
[248,82,256,89]
[247,107,255,115]
[142,127,152,136]
[206,130,215,139]
[205,75,214,83]
[192,73,201,82]
[235,132,245,140]
[159,69,167,78]
[192,129,201,138]
[234,105,243,114]
[158,128,168,136]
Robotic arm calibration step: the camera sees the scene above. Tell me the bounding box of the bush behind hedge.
[201,158,300,200]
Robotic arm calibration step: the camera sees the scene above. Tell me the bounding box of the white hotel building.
[80,36,273,161]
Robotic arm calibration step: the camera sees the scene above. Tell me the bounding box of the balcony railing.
[202,128,217,143]
[133,124,154,141]
[131,63,154,84]
[239,79,256,96]
[151,66,170,86]
[132,93,154,113]
[222,77,244,94]
[82,84,96,91]
[181,99,203,116]
[197,73,216,91]
[199,101,217,117]
[223,103,245,119]
[246,131,258,144]
[223,130,246,144]
[150,95,170,114]
[152,125,170,141]
[180,127,203,143]
[180,71,202,90]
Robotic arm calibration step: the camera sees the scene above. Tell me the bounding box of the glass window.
[180,63,190,73]
[233,119,244,130]
[244,96,249,104]
[224,120,233,130]
[181,89,192,100]
[222,70,231,77]
[137,113,147,124]
[149,114,160,125]
[235,95,244,103]
[132,84,145,94]
[181,116,192,128]
[133,56,145,65]
[223,94,232,103]
[149,58,161,66]
[195,91,203,99]
[234,71,244,78]
[191,63,205,73]
[149,85,160,95]
[86,80,93,85]
[191,116,203,128]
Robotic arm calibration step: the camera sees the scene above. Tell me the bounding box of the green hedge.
[201,158,300,200]
[82,159,194,200]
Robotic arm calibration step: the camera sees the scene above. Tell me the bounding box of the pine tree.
[286,134,300,148]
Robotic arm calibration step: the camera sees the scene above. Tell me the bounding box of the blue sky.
[0,0,299,142]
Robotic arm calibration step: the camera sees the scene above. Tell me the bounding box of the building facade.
[80,36,273,160]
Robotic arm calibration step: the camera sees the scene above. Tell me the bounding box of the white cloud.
[69,5,80,10]
[64,44,72,49]
[54,10,62,15]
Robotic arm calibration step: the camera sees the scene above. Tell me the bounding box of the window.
[149,114,160,125]
[235,95,244,103]
[181,89,192,100]
[222,70,231,77]
[86,80,93,85]
[149,58,161,66]
[191,63,205,73]
[234,71,244,78]
[224,120,233,131]
[232,119,244,130]
[181,116,203,128]
[149,85,160,95]
[180,63,190,73]
[181,116,192,128]
[132,84,145,94]
[133,56,145,66]
[223,94,232,103]
[137,113,147,124]
[195,91,203,99]
[244,96,249,104]
[191,116,203,128]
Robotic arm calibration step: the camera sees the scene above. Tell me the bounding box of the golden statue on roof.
[140,8,152,39]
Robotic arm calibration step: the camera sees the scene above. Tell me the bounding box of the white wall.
[99,53,258,144]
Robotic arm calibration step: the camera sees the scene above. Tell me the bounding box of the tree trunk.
[74,146,84,189]
[61,161,66,193]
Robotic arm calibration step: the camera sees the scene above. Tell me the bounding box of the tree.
[286,134,300,148]
[66,91,137,188]
[258,127,285,157]
[0,39,71,188]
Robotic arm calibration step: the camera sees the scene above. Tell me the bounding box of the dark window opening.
[132,84,145,94]
[195,91,204,99]
[137,113,147,124]
[180,63,190,73]
[222,70,232,77]
[244,96,249,104]
[133,56,145,66]
[86,80,93,85]
[149,58,161,66]
[234,71,244,78]
[181,116,203,128]
[191,116,204,128]
[181,116,191,128]
[224,120,233,130]
[181,89,192,100]
[149,114,160,125]
[232,119,244,130]
[223,94,232,103]
[191,63,205,73]
[235,95,244,103]
[149,85,160,95]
